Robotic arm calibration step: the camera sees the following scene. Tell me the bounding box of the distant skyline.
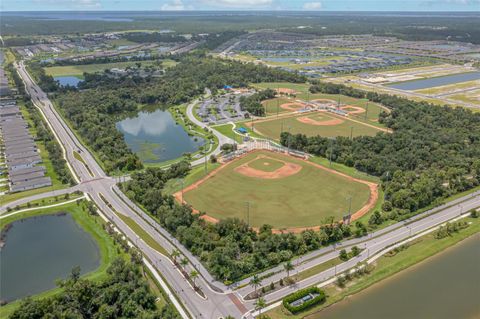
[3,0,480,12]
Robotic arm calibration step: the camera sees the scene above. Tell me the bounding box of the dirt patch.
[234,154,302,179]
[276,88,297,95]
[280,102,306,111]
[297,115,345,126]
[341,105,366,114]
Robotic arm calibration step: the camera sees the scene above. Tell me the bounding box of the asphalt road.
[6,60,479,318]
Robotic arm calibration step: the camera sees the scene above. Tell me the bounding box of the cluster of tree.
[27,62,59,92]
[124,163,353,281]
[123,32,187,44]
[3,36,35,47]
[239,89,276,116]
[433,221,469,239]
[9,258,178,319]
[281,82,480,219]
[5,63,26,96]
[196,31,247,50]
[56,90,143,173]
[24,101,75,185]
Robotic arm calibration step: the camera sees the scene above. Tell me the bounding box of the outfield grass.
[251,112,383,141]
[266,216,480,319]
[262,97,296,116]
[0,201,122,317]
[44,59,176,77]
[183,150,372,228]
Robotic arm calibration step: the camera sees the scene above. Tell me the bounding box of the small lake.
[116,109,205,163]
[387,71,480,90]
[310,234,480,319]
[0,213,100,303]
[54,76,83,87]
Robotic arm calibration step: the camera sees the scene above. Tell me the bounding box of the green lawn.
[251,112,383,141]
[267,216,480,319]
[0,201,122,317]
[183,150,372,228]
[44,60,175,77]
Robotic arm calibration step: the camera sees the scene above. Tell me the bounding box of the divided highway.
[2,60,478,318]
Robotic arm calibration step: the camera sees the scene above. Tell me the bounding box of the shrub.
[282,287,326,314]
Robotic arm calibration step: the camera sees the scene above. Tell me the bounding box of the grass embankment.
[0,201,123,317]
[266,215,480,318]
[115,212,169,257]
[2,192,83,212]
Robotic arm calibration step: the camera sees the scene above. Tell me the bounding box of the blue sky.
[3,0,480,11]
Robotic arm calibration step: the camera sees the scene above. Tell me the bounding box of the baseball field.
[249,110,387,140]
[178,150,377,231]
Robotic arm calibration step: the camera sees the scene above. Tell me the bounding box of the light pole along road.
[6,60,480,319]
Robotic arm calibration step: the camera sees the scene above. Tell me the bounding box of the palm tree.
[255,297,266,316]
[284,261,294,278]
[249,275,261,296]
[171,249,180,264]
[190,270,199,287]
[180,257,189,270]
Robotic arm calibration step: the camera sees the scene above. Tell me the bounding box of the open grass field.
[44,59,176,77]
[250,111,386,140]
[252,82,310,94]
[180,150,375,230]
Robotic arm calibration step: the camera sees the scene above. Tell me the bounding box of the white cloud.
[31,0,101,9]
[201,0,273,8]
[161,0,193,10]
[303,2,322,10]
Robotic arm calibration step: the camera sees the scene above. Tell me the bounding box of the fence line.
[221,138,309,162]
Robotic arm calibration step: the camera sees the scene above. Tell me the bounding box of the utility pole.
[276,97,279,118]
[329,138,334,167]
[204,152,207,175]
[347,196,352,216]
[365,100,369,120]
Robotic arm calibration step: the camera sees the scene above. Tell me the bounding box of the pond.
[0,213,100,303]
[387,71,480,90]
[310,234,480,319]
[116,109,205,163]
[54,76,83,87]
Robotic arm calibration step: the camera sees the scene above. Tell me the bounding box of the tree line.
[280,81,480,220]
[9,258,178,319]
[239,89,276,116]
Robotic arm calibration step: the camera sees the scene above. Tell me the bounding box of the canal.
[309,234,480,319]
[116,108,205,163]
[0,213,100,302]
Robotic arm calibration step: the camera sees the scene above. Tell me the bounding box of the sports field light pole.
[245,201,251,226]
[350,127,354,140]
[181,180,184,204]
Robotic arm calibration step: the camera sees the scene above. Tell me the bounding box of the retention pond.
[0,213,100,303]
[116,109,205,163]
